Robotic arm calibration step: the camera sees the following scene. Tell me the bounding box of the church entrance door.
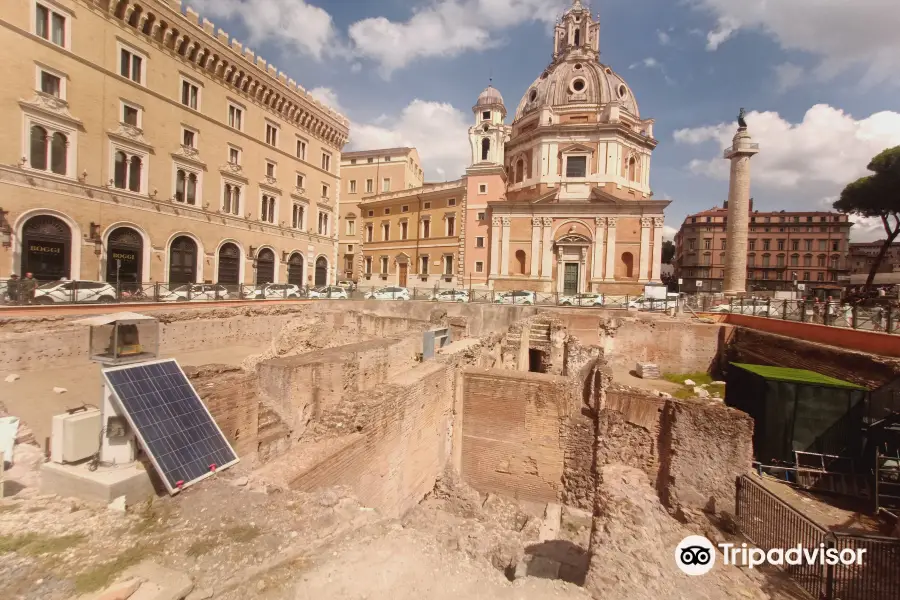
[398,263,408,287]
[563,263,579,296]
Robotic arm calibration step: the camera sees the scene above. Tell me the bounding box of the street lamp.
[89,222,102,256]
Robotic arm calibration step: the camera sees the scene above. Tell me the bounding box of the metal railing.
[0,278,682,312]
[736,474,900,600]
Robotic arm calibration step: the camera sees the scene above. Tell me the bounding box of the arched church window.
[481,138,490,162]
[627,157,638,182]
[515,159,524,184]
[574,29,580,46]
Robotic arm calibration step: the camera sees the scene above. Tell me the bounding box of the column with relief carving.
[651,217,665,282]
[604,217,617,281]
[592,217,606,280]
[490,216,501,276]
[541,217,553,278]
[530,218,541,277]
[500,217,511,276]
[639,217,652,281]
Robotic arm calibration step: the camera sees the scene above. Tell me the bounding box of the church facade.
[356,0,670,294]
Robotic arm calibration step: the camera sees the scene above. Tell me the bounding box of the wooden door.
[399,263,408,287]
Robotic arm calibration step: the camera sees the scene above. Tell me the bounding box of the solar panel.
[101,359,239,494]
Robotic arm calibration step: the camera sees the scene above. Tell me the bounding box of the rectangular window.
[384,208,391,215]
[349,180,357,193]
[703,239,711,250]
[265,123,279,147]
[40,70,61,97]
[322,184,329,198]
[791,239,799,251]
[448,198,457,206]
[832,240,840,252]
[380,257,388,274]
[817,272,824,281]
[122,104,140,127]
[790,255,798,267]
[688,239,696,251]
[348,244,354,253]
[383,178,391,192]
[119,48,143,84]
[296,173,305,189]
[420,256,429,275]
[322,153,331,171]
[777,255,785,267]
[364,257,372,275]
[478,184,487,194]
[475,261,484,273]
[182,128,195,148]
[482,111,491,120]
[763,239,771,251]
[720,239,726,250]
[422,219,431,239]
[228,104,243,130]
[296,139,307,160]
[365,224,373,242]
[36,3,67,48]
[346,220,356,235]
[368,157,374,164]
[803,271,810,281]
[447,216,456,237]
[747,255,755,267]
[444,256,453,275]
[804,255,812,267]
[367,210,374,217]
[402,205,409,213]
[181,79,199,110]
[817,256,826,267]
[777,239,785,251]
[424,202,432,209]
[400,221,408,240]
[476,237,485,248]
[366,179,374,193]
[762,255,770,267]
[566,156,587,178]
[477,211,486,221]
[382,223,390,241]
[266,162,276,178]
[228,147,241,165]
[291,204,304,229]
[818,240,827,251]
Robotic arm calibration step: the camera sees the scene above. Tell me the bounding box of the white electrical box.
[50,409,102,464]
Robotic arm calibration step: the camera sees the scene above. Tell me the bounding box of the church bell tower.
[468,84,511,167]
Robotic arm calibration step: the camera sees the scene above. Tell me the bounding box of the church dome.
[475,85,505,108]
[513,59,640,123]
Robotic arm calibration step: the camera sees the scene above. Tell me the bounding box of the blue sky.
[187,0,900,241]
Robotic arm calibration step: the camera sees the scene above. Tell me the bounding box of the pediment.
[556,233,591,246]
[558,142,594,154]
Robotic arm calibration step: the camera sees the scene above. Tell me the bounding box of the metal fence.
[736,474,900,600]
[0,279,679,312]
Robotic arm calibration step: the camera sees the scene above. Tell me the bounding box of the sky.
[185,0,900,242]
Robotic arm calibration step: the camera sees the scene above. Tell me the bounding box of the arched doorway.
[106,227,143,286]
[314,256,328,287]
[515,250,527,275]
[217,243,241,286]
[20,215,71,281]
[256,248,275,285]
[287,253,304,286]
[168,236,197,284]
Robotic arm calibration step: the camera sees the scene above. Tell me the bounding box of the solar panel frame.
[101,358,239,494]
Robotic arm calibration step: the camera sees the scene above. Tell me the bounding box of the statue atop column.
[738,108,747,129]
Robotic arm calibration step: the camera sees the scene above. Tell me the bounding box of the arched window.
[168,236,197,284]
[287,253,304,286]
[622,252,634,278]
[292,204,304,229]
[175,169,197,205]
[217,243,241,286]
[128,156,142,192]
[515,250,527,275]
[113,150,143,192]
[574,29,580,47]
[30,125,48,171]
[315,256,328,287]
[481,138,490,161]
[260,195,276,223]
[256,248,275,285]
[50,132,67,175]
[223,183,241,215]
[790,254,799,267]
[627,157,638,182]
[515,158,524,183]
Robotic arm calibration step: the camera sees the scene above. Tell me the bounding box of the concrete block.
[527,556,561,579]
[41,462,157,506]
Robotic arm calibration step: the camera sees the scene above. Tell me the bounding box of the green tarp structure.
[725,363,869,465]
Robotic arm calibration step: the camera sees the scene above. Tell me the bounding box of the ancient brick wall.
[185,365,261,458]
[725,326,900,390]
[597,391,663,483]
[562,408,595,510]
[288,361,455,518]
[599,318,726,375]
[461,369,572,504]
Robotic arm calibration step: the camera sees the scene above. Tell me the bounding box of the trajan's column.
[723,109,760,296]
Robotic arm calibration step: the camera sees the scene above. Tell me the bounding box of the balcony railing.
[723,143,760,157]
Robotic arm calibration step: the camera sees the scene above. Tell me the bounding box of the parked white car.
[252,283,304,300]
[365,286,410,301]
[433,289,469,303]
[34,280,118,304]
[159,284,230,302]
[495,290,536,305]
[309,286,348,299]
[559,292,604,307]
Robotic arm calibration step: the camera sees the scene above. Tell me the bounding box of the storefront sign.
[29,245,62,254]
[111,252,136,261]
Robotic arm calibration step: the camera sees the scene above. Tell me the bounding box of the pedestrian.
[825,296,836,326]
[20,272,37,305]
[5,274,19,305]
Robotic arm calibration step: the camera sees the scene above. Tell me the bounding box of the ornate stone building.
[0,0,348,287]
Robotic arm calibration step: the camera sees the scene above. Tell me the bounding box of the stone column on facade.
[530,217,541,277]
[604,217,618,281]
[541,217,553,278]
[592,217,606,280]
[580,246,588,293]
[490,216,501,276]
[638,217,652,281]
[556,246,565,294]
[651,217,665,282]
[723,126,760,296]
[500,217,511,276]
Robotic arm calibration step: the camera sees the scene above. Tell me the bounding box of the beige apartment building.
[358,181,464,289]
[338,148,423,281]
[0,0,348,288]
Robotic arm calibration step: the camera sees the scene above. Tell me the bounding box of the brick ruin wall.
[461,369,574,504]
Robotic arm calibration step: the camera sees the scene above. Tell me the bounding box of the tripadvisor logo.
[675,536,866,575]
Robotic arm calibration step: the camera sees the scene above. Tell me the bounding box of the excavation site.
[1,301,897,600]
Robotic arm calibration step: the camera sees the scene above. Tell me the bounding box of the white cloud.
[187,0,340,60]
[350,63,363,73]
[309,87,346,116]
[657,30,672,46]
[348,0,561,77]
[674,106,900,240]
[690,0,900,84]
[630,57,660,70]
[663,225,678,241]
[774,62,804,94]
[348,99,471,181]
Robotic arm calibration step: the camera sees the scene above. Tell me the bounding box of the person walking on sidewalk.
[5,274,19,305]
[19,272,37,305]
